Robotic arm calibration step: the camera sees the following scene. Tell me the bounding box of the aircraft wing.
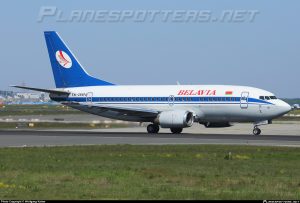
[11,85,70,95]
[67,102,159,119]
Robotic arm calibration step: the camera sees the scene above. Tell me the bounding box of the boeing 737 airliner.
[13,31,291,135]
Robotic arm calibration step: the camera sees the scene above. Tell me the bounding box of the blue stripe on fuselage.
[51,96,274,105]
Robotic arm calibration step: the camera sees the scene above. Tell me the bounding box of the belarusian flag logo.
[225,91,233,95]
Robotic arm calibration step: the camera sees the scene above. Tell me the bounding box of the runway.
[1,129,300,147]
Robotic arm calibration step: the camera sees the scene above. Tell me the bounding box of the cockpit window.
[260,96,277,100]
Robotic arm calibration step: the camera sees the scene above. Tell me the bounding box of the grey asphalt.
[1,129,300,147]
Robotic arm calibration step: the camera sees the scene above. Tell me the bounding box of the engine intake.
[157,110,194,128]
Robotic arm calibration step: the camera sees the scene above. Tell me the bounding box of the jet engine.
[157,110,194,128]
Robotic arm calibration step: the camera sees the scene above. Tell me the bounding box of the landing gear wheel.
[147,124,159,134]
[253,127,261,135]
[170,128,183,134]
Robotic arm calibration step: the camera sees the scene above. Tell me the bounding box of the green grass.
[0,105,83,116]
[0,122,131,129]
[0,145,299,200]
[289,109,300,115]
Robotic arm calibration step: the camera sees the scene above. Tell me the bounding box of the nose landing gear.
[252,120,269,136]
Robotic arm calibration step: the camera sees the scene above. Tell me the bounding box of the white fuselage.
[51,85,291,124]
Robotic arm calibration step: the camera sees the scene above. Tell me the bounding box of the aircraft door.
[168,95,175,106]
[240,92,249,109]
[86,92,93,105]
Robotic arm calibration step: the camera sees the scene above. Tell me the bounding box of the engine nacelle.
[200,122,232,128]
[157,110,194,128]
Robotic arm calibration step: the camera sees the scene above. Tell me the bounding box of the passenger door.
[86,92,93,106]
[168,95,175,107]
[240,92,249,109]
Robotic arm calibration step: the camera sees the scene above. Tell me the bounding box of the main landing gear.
[170,128,183,134]
[147,124,159,134]
[146,124,183,134]
[253,126,261,136]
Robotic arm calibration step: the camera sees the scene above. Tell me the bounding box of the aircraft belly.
[199,104,268,122]
[65,102,274,123]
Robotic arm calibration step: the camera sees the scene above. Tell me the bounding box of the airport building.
[0,90,51,104]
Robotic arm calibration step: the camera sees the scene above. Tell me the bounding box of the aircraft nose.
[278,100,292,114]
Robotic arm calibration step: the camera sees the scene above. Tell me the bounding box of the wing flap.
[66,102,159,118]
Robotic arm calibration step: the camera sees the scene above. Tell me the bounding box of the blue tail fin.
[44,31,114,88]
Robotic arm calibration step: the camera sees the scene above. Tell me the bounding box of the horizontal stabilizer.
[11,85,70,95]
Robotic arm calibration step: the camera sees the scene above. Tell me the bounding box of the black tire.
[147,124,159,134]
[253,128,261,135]
[170,128,183,134]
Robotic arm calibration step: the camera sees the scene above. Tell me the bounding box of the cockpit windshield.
[259,95,277,100]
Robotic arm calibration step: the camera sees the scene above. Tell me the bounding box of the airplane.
[12,31,292,135]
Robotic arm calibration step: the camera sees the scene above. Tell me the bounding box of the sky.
[0,0,299,98]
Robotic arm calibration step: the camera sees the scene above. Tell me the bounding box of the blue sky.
[1,0,299,97]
